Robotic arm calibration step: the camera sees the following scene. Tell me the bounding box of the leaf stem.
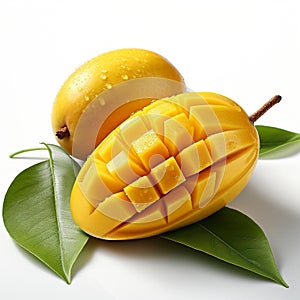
[249,95,282,123]
[9,147,47,158]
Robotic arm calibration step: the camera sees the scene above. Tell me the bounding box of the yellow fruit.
[70,92,260,240]
[51,48,185,159]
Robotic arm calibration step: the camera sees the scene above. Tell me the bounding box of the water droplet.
[100,73,107,80]
[121,58,126,62]
[121,64,126,69]
[99,98,106,106]
[84,95,90,101]
[122,74,129,80]
[105,83,112,89]
[101,69,108,73]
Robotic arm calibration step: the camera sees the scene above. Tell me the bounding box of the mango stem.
[249,95,282,123]
[56,126,70,139]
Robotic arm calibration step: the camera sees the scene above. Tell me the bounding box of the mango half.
[70,92,259,240]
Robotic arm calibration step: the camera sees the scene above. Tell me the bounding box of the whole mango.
[70,92,260,240]
[51,48,185,160]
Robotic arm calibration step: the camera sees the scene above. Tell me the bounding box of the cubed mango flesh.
[71,92,259,240]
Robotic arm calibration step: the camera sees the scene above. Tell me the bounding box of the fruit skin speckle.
[51,48,185,156]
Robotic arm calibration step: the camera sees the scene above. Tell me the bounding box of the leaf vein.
[197,223,261,269]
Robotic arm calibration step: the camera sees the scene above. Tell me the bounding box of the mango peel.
[70,92,260,240]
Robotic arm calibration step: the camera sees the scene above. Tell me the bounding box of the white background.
[1,0,300,299]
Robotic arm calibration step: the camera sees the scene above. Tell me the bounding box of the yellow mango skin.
[51,48,185,156]
[70,92,259,240]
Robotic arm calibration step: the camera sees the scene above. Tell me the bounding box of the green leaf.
[161,207,288,287]
[256,125,300,159]
[3,144,89,283]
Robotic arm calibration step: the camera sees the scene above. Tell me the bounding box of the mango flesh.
[51,48,185,159]
[70,92,259,240]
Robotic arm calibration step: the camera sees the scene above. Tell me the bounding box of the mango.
[51,48,185,159]
[70,92,259,239]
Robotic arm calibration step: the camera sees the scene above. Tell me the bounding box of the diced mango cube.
[86,192,136,237]
[175,140,212,177]
[185,170,216,208]
[205,129,257,163]
[150,156,186,195]
[124,175,160,212]
[130,200,166,224]
[108,200,167,239]
[163,113,194,156]
[71,183,117,237]
[190,105,249,140]
[142,100,178,116]
[163,185,192,223]
[107,150,145,185]
[169,92,208,115]
[132,129,169,171]
[141,99,161,112]
[77,158,113,208]
[96,131,128,163]
[143,101,179,135]
[119,115,149,146]
[189,105,221,140]
[97,192,136,222]
[94,158,126,193]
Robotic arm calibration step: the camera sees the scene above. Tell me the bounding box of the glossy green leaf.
[256,125,300,159]
[3,144,89,283]
[161,207,288,287]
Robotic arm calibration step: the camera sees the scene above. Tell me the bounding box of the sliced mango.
[107,200,167,239]
[163,185,192,223]
[163,113,194,156]
[96,130,127,162]
[167,92,209,117]
[96,192,136,222]
[185,170,217,208]
[189,105,249,141]
[123,175,160,212]
[150,156,185,194]
[131,129,169,171]
[175,139,212,177]
[94,158,127,193]
[76,158,112,208]
[119,115,149,146]
[205,128,258,162]
[143,100,179,135]
[106,150,145,184]
[71,92,259,240]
